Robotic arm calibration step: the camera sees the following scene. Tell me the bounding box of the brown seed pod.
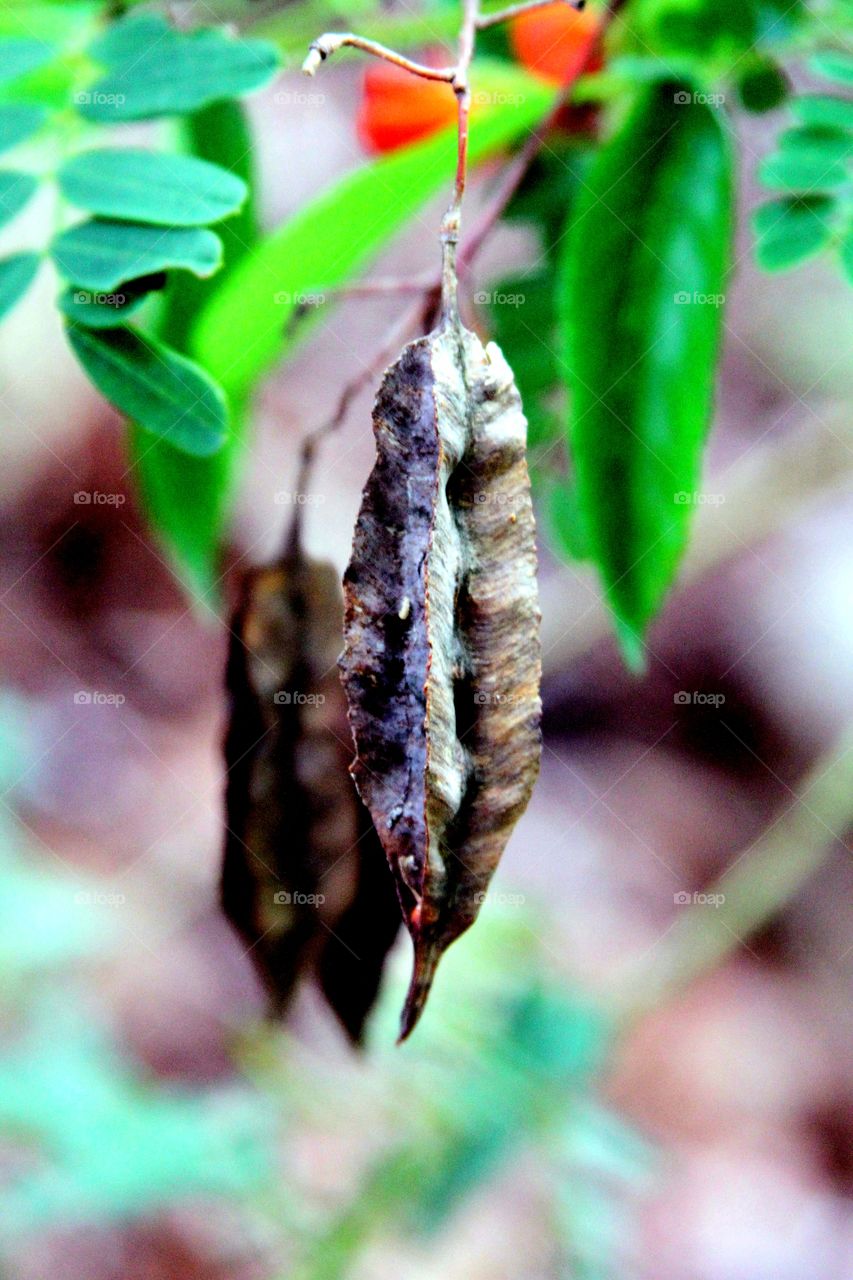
[222,544,400,1042]
[340,320,542,1039]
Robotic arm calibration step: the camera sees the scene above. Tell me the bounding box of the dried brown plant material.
[340,319,542,1039]
[222,547,399,1042]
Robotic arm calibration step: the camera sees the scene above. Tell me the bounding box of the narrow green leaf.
[0,103,47,153]
[560,81,734,654]
[133,100,260,599]
[791,95,853,131]
[0,251,40,321]
[758,150,848,192]
[810,51,853,85]
[66,324,228,457]
[58,148,248,227]
[58,275,163,328]
[0,37,56,85]
[51,220,222,291]
[0,169,37,228]
[79,16,279,122]
[752,196,835,271]
[191,62,553,397]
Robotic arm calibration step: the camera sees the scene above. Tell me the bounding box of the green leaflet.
[0,169,37,228]
[66,324,228,458]
[0,102,47,153]
[78,13,280,122]
[130,99,260,600]
[191,62,553,398]
[51,220,223,291]
[58,149,248,227]
[0,36,56,86]
[0,251,40,321]
[559,80,733,665]
[752,196,836,270]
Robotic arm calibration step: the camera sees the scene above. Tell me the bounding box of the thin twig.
[477,0,585,30]
[302,33,454,81]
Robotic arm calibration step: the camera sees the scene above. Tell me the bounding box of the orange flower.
[357,60,457,154]
[510,3,601,85]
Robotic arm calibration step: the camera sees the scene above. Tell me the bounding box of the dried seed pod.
[222,545,400,1041]
[340,321,542,1038]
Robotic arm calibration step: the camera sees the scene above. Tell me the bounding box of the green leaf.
[559,81,733,658]
[758,149,849,192]
[66,324,228,458]
[736,58,788,114]
[133,100,259,599]
[0,103,47,153]
[0,169,37,227]
[486,269,562,453]
[51,220,222,291]
[810,51,853,85]
[791,94,853,131]
[58,275,163,328]
[0,36,56,85]
[0,251,40,321]
[841,228,853,285]
[80,15,280,122]
[752,196,836,271]
[58,149,248,227]
[192,62,553,398]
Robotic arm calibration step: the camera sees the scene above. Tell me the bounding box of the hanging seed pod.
[222,542,400,1042]
[340,320,542,1039]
